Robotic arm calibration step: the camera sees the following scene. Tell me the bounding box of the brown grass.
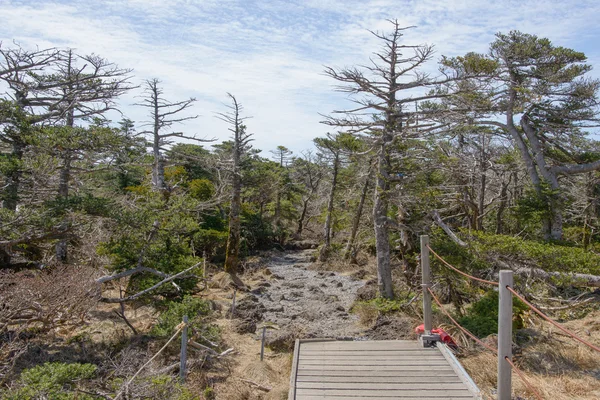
[460,310,600,400]
[352,302,380,327]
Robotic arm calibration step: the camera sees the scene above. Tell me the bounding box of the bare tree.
[292,151,324,236]
[217,94,252,278]
[136,79,204,193]
[323,20,452,298]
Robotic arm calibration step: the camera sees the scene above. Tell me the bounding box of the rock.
[350,269,368,280]
[265,326,303,352]
[235,295,266,321]
[269,305,284,312]
[336,306,345,312]
[335,282,343,288]
[366,315,416,340]
[355,279,377,301]
[290,291,304,298]
[233,319,257,334]
[271,274,285,280]
[258,281,272,288]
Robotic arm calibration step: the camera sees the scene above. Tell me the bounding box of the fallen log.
[495,258,600,288]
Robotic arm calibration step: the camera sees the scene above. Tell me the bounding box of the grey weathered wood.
[289,340,479,399]
[437,343,482,399]
[421,235,432,336]
[498,271,513,400]
[288,339,301,400]
[260,326,266,361]
[179,315,188,383]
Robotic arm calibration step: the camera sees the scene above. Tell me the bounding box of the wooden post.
[420,235,432,336]
[179,315,188,383]
[231,288,237,319]
[260,326,267,361]
[498,271,513,400]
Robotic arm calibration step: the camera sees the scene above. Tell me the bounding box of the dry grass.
[461,310,600,400]
[352,302,380,327]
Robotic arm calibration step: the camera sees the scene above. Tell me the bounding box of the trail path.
[254,250,365,338]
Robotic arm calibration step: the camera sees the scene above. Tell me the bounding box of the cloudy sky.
[1,0,599,154]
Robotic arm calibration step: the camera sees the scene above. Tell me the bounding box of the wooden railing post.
[498,271,513,400]
[179,315,188,383]
[420,235,432,336]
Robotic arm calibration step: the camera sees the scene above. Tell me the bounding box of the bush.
[472,231,600,275]
[2,362,97,400]
[151,296,217,341]
[458,291,528,338]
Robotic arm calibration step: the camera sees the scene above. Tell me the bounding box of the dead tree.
[323,20,454,298]
[314,134,342,261]
[136,79,203,194]
[0,45,60,211]
[217,94,252,277]
[293,151,324,236]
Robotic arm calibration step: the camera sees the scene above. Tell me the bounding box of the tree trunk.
[318,152,339,262]
[152,86,167,192]
[496,177,510,234]
[224,163,241,275]
[2,140,24,211]
[55,156,71,262]
[296,198,309,236]
[373,140,394,298]
[344,169,370,261]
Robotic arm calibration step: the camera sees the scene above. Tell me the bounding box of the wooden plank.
[297,370,460,377]
[298,365,456,371]
[300,349,440,355]
[299,360,450,366]
[297,382,470,390]
[437,343,482,399]
[301,341,420,350]
[296,375,463,383]
[297,396,475,400]
[296,388,475,397]
[288,339,301,400]
[300,355,446,360]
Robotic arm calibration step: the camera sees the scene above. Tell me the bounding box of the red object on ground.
[415,324,458,348]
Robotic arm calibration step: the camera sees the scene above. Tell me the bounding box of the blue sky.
[1,0,599,155]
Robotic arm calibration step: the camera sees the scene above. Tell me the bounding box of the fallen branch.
[431,210,467,247]
[100,262,201,303]
[96,266,168,284]
[495,257,600,288]
[239,378,272,392]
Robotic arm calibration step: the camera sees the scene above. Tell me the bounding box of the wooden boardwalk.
[288,339,480,399]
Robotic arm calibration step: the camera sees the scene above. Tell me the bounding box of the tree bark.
[55,156,71,262]
[318,152,339,262]
[344,167,370,261]
[374,138,394,298]
[296,198,309,236]
[1,140,24,211]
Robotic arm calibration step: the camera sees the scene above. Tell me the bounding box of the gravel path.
[256,250,365,338]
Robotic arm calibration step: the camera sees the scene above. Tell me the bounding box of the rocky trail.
[233,249,368,344]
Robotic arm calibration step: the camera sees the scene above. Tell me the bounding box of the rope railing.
[427,241,600,354]
[504,356,544,400]
[426,244,499,286]
[506,286,600,354]
[427,287,498,354]
[428,286,544,400]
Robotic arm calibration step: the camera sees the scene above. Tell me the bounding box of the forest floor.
[204,248,425,400]
[205,249,600,400]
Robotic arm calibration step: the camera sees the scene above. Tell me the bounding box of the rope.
[427,244,499,286]
[428,287,546,399]
[506,286,600,353]
[114,322,187,400]
[504,356,544,400]
[427,287,498,354]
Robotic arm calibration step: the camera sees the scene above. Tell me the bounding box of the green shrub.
[151,295,217,341]
[472,231,600,275]
[458,291,528,338]
[2,362,97,400]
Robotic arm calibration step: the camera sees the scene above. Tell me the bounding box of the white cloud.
[1,0,599,154]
